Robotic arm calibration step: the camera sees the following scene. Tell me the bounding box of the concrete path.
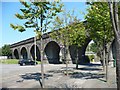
[0,62,117,88]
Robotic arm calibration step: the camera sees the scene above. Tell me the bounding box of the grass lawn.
[0,59,41,64]
[0,59,19,64]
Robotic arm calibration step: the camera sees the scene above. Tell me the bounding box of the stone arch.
[85,40,96,62]
[44,41,60,64]
[69,38,91,64]
[14,49,19,59]
[30,45,41,61]
[20,47,28,59]
[69,45,78,64]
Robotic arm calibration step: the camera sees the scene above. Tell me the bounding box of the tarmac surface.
[0,62,117,89]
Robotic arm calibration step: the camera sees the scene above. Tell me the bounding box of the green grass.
[0,59,41,64]
[0,59,19,64]
[36,61,41,64]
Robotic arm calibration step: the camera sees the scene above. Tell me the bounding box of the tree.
[108,1,120,89]
[69,21,87,69]
[50,11,73,75]
[2,44,12,58]
[50,10,87,70]
[0,48,2,56]
[89,42,98,53]
[10,0,63,88]
[85,2,114,81]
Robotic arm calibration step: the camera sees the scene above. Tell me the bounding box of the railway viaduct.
[10,31,115,64]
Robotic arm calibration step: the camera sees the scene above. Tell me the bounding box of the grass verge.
[0,59,41,64]
[0,59,18,64]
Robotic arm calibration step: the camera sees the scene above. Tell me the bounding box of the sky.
[1,1,88,48]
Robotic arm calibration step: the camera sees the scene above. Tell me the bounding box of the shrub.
[88,55,95,61]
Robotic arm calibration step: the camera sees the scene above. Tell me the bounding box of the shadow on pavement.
[75,67,102,71]
[70,72,105,80]
[47,68,74,74]
[18,72,53,87]
[79,63,102,67]
[1,88,9,90]
[47,70,63,74]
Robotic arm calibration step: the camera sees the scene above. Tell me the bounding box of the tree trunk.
[115,37,120,90]
[40,37,44,88]
[108,1,120,89]
[106,40,114,82]
[76,48,79,69]
[40,13,44,88]
[65,45,68,76]
[106,49,108,82]
[63,37,68,75]
[103,48,106,71]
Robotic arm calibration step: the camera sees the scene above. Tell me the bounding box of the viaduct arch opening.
[44,41,60,64]
[69,38,91,64]
[30,45,41,61]
[14,49,19,59]
[21,47,28,59]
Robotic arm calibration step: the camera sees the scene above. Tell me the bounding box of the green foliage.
[20,0,30,8]
[85,2,114,52]
[2,45,12,56]
[10,24,26,32]
[50,10,87,70]
[90,42,98,53]
[10,0,63,38]
[88,55,94,61]
[69,22,86,47]
[50,10,86,48]
[0,48,2,56]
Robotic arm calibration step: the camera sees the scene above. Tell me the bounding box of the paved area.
[0,62,117,88]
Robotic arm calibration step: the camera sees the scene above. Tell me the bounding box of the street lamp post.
[34,33,37,65]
